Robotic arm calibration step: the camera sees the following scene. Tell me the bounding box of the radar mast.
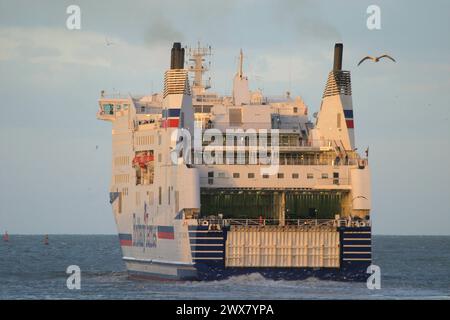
[187,42,212,96]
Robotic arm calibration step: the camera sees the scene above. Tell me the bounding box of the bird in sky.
[105,37,115,46]
[357,54,396,66]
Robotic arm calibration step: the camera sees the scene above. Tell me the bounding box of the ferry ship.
[97,42,372,281]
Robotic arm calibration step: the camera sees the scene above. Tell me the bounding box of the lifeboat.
[132,153,154,168]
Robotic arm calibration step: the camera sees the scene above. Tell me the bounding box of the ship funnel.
[333,43,343,71]
[170,42,185,69]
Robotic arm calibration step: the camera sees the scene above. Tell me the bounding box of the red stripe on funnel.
[346,120,354,129]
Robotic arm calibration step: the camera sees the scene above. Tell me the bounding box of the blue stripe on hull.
[192,259,223,264]
[188,232,224,237]
[188,225,209,231]
[191,245,224,251]
[342,240,372,246]
[342,246,372,252]
[341,233,371,239]
[118,233,132,240]
[189,238,224,245]
[341,226,371,232]
[192,251,224,258]
[342,253,372,261]
[344,110,354,118]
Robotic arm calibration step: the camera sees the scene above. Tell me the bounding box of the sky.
[0,0,449,235]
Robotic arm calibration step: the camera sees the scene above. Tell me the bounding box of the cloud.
[0,26,173,71]
[144,16,184,47]
[0,27,111,67]
[249,52,323,83]
[268,0,342,41]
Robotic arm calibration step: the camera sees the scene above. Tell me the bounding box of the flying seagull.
[358,54,396,66]
[105,37,115,46]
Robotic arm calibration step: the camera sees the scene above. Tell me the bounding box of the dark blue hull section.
[126,225,372,282]
[188,225,372,282]
[193,263,370,282]
[126,263,370,282]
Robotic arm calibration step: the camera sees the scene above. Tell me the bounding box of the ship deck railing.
[194,156,360,167]
[197,218,371,228]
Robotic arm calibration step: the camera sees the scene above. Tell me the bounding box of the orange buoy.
[3,231,9,242]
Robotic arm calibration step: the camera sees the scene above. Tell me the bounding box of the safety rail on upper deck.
[196,218,371,229]
[194,156,362,167]
[100,93,132,99]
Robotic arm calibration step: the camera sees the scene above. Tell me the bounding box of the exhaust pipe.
[170,42,185,69]
[333,43,343,71]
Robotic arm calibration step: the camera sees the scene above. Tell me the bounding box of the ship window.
[148,192,154,205]
[208,171,214,185]
[103,104,114,115]
[307,173,314,179]
[337,113,342,129]
[233,173,240,178]
[158,153,162,162]
[293,107,298,113]
[248,173,255,179]
[277,173,284,179]
[292,173,299,179]
[321,173,329,179]
[118,192,122,214]
[158,187,162,205]
[333,172,339,185]
[263,174,269,179]
[168,187,171,204]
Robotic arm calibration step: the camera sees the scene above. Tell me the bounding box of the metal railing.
[99,93,132,100]
[197,218,371,228]
[193,155,359,167]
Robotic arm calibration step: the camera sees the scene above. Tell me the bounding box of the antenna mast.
[238,49,243,79]
[187,42,212,96]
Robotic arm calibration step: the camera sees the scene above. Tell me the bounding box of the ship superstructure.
[97,42,372,281]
